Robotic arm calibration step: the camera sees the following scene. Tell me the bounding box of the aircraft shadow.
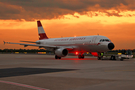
[0,67,76,78]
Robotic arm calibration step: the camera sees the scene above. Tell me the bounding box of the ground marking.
[0,80,49,90]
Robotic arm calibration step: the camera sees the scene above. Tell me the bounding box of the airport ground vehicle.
[102,50,133,61]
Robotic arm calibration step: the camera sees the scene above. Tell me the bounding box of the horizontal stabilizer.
[20,41,41,44]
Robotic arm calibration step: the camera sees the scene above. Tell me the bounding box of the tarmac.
[0,54,135,90]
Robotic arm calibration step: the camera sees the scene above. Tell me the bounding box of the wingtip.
[3,41,10,44]
[3,41,5,45]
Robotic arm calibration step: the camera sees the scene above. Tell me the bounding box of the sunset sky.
[0,0,135,49]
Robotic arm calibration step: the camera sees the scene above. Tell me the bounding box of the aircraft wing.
[3,41,76,50]
[4,41,57,48]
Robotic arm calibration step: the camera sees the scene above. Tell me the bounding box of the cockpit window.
[100,39,110,42]
[105,39,109,41]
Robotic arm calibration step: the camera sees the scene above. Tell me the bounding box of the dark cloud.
[0,2,24,19]
[0,0,135,21]
[104,11,123,17]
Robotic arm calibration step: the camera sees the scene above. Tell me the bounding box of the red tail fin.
[37,21,48,40]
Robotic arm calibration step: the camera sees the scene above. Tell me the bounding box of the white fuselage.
[5,20,114,59]
[37,35,113,53]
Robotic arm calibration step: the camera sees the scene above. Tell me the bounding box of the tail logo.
[37,21,49,40]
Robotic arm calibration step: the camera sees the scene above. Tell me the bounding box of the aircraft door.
[92,36,97,44]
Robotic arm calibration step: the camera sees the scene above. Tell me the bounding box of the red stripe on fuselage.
[39,33,48,40]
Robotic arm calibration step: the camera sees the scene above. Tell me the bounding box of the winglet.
[3,41,10,45]
[3,41,5,45]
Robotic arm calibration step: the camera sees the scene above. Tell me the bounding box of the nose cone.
[108,43,115,50]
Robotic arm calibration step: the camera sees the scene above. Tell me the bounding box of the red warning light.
[75,52,79,55]
[91,52,98,57]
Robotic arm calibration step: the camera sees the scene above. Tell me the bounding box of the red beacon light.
[75,52,79,55]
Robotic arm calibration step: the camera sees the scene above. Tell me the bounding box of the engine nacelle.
[55,48,68,57]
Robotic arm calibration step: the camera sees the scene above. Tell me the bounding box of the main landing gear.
[55,55,61,59]
[98,56,102,60]
[78,54,84,59]
[97,52,104,60]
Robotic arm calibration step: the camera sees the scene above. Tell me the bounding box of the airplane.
[4,21,115,59]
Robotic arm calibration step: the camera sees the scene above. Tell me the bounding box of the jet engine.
[55,48,68,57]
